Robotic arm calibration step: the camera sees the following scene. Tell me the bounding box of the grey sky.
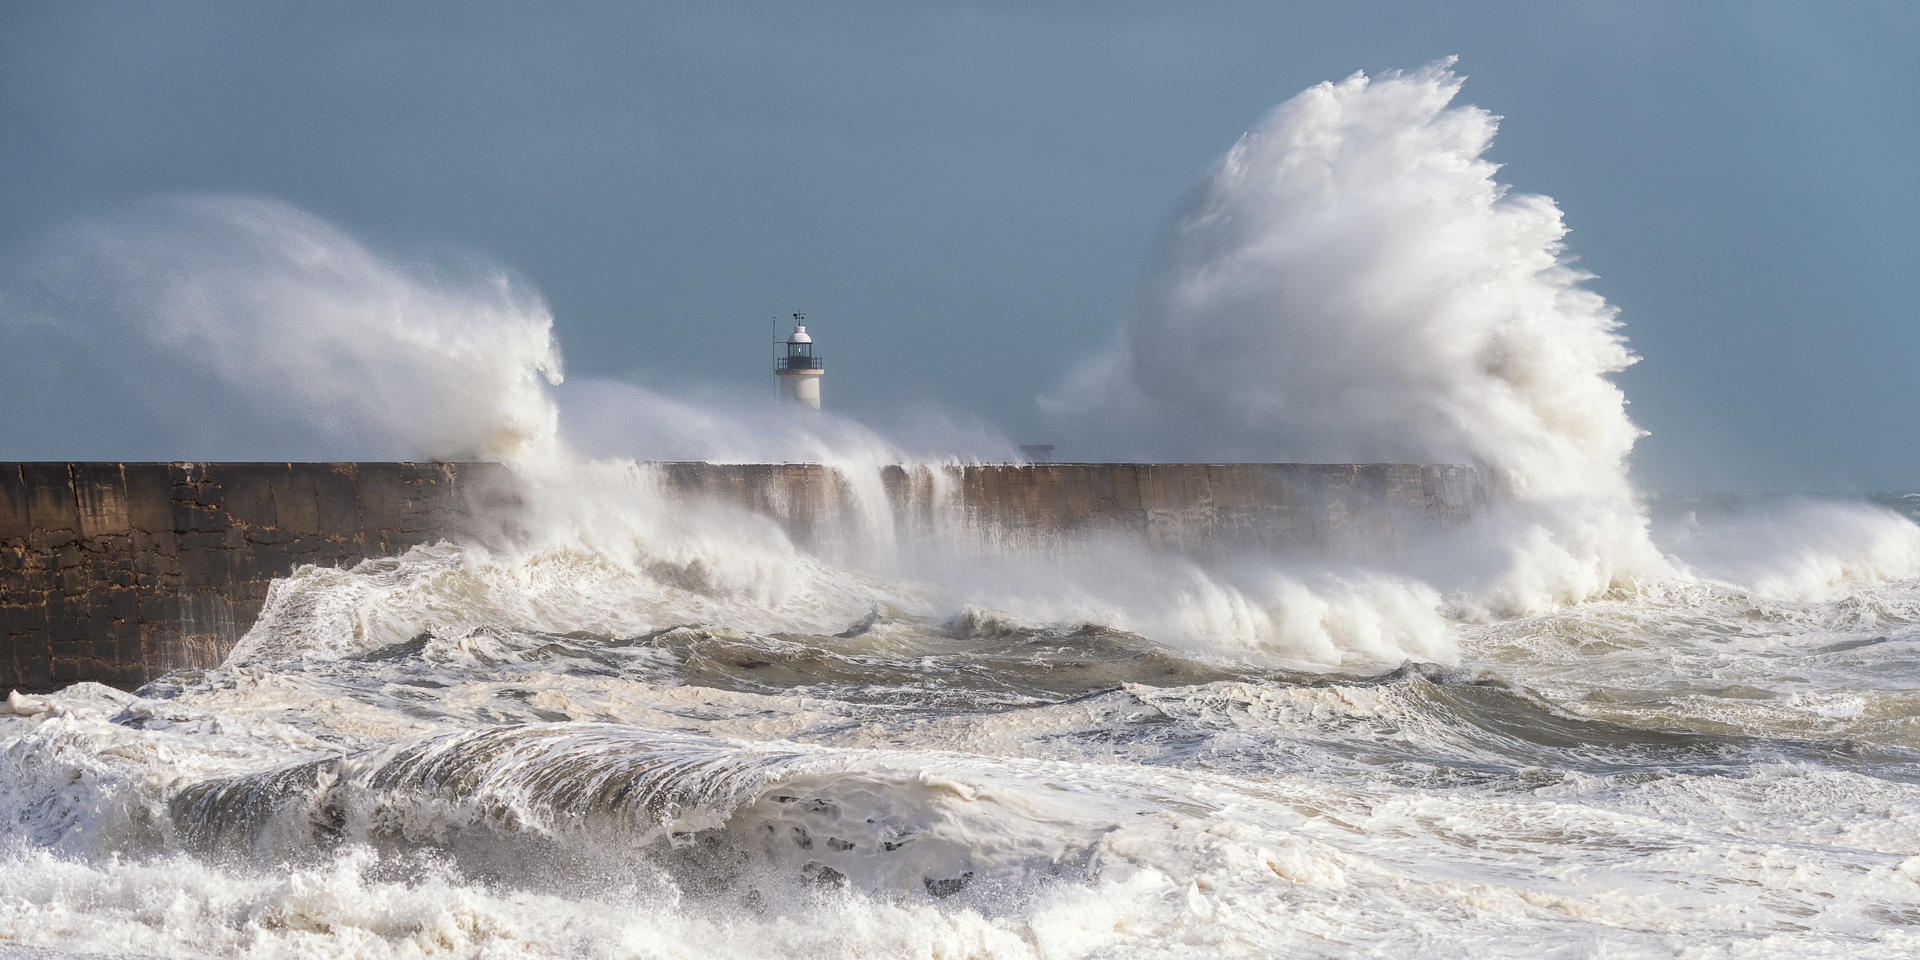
[2,1,1914,491]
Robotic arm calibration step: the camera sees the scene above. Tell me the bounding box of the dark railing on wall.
[776,355,824,372]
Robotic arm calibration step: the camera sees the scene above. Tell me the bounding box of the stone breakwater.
[0,462,1491,692]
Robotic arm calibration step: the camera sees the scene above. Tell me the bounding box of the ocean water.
[3,472,1919,960]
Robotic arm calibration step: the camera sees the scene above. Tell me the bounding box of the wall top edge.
[0,461,1483,470]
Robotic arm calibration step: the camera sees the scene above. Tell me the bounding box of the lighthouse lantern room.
[774,312,824,409]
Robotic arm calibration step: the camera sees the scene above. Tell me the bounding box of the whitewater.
[4,61,1920,959]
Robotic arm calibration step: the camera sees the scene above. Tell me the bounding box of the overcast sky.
[2,1,1915,491]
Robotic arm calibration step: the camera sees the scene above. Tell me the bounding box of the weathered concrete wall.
[933,462,1486,554]
[1,462,1490,691]
[0,463,496,691]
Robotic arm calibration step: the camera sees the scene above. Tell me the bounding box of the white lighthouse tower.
[775,312,824,409]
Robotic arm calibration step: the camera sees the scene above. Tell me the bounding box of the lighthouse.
[775,313,824,409]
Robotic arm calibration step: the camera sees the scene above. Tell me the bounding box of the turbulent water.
[4,481,1920,959]
[6,60,1919,958]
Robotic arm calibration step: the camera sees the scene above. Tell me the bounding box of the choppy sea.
[4,475,1919,959]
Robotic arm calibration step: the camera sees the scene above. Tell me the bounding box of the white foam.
[1661,498,1920,603]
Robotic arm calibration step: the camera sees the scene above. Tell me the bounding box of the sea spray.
[1045,59,1637,497]
[225,461,918,665]
[556,376,1018,466]
[0,195,565,462]
[228,459,1460,671]
[1045,59,1669,612]
[1657,497,1920,603]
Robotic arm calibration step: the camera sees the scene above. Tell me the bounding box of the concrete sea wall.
[1,461,1491,692]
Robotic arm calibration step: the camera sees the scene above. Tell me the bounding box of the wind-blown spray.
[1046,59,1668,611]
[0,195,565,462]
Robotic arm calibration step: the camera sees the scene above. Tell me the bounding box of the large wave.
[1044,59,1635,499]
[1045,59,1673,612]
